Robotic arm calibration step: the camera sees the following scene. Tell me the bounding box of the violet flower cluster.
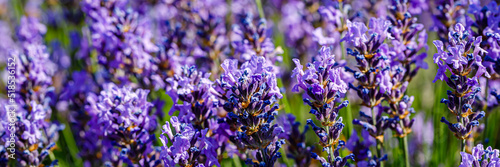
[0,16,62,166]
[466,1,500,113]
[159,116,219,167]
[434,23,486,140]
[343,16,392,142]
[85,83,159,166]
[59,71,101,166]
[10,0,500,166]
[346,129,388,166]
[460,144,500,167]
[213,55,284,167]
[383,0,428,137]
[292,46,354,167]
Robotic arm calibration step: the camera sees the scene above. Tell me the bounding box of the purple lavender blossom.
[346,129,375,162]
[343,17,392,161]
[433,23,486,140]
[466,1,500,115]
[279,0,315,58]
[81,0,159,86]
[0,16,62,166]
[159,116,220,167]
[213,55,284,166]
[165,66,218,127]
[407,0,429,15]
[459,144,500,167]
[164,65,233,161]
[291,46,353,166]
[352,107,392,144]
[58,71,101,165]
[382,0,428,137]
[85,83,159,166]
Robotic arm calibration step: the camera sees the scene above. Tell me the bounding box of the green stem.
[232,155,243,167]
[58,113,83,166]
[400,122,410,167]
[255,0,265,19]
[345,102,353,138]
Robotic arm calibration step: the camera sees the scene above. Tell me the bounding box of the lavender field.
[1,0,500,166]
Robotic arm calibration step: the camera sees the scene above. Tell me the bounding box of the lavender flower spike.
[86,83,159,166]
[433,23,486,140]
[165,65,218,129]
[384,0,428,138]
[343,17,392,162]
[213,55,284,166]
[0,16,62,167]
[291,46,353,166]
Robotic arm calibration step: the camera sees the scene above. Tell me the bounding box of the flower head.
[160,116,220,167]
[214,55,284,166]
[86,83,158,165]
[459,144,500,167]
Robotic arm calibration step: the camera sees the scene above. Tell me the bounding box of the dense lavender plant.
[85,83,160,166]
[433,23,486,152]
[188,0,229,75]
[0,16,62,166]
[165,66,218,128]
[343,17,392,161]
[165,65,232,160]
[385,0,428,137]
[384,0,429,164]
[291,46,354,166]
[460,144,500,166]
[213,55,284,166]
